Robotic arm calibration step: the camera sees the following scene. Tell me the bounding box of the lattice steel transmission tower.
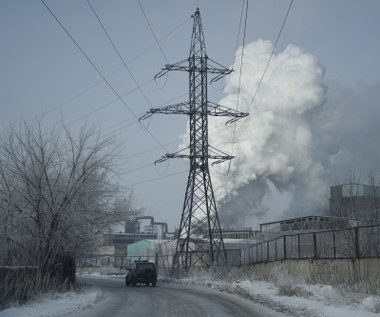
[140,8,248,270]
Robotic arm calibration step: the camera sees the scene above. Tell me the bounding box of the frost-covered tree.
[0,119,139,303]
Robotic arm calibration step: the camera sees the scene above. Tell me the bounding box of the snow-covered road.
[73,276,284,317]
[1,272,380,316]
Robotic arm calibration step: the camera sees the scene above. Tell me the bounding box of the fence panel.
[240,247,250,265]
[275,237,285,260]
[268,240,277,261]
[358,226,380,258]
[316,231,335,258]
[299,233,315,258]
[261,242,268,262]
[285,235,299,259]
[335,228,356,258]
[226,249,241,266]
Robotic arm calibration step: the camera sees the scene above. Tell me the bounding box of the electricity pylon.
[140,8,248,270]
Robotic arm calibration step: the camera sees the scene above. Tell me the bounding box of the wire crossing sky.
[1,0,380,229]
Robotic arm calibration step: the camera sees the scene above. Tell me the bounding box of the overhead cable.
[86,0,153,107]
[245,0,294,116]
[129,170,188,186]
[137,0,169,64]
[228,0,249,175]
[215,0,246,91]
[94,90,188,141]
[86,90,188,148]
[42,15,190,116]
[64,78,154,128]
[40,0,168,152]
[43,65,126,116]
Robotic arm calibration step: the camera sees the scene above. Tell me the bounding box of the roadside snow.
[172,269,380,317]
[0,284,102,317]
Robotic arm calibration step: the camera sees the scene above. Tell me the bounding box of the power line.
[214,0,246,92]
[43,64,126,116]
[53,27,188,129]
[96,118,140,141]
[92,120,228,182]
[129,169,187,186]
[42,15,190,117]
[40,0,168,152]
[102,116,139,133]
[244,0,294,116]
[85,90,188,151]
[235,0,247,64]
[228,0,249,175]
[86,90,188,145]
[137,0,169,64]
[64,78,154,128]
[236,0,249,112]
[86,0,153,107]
[124,139,180,160]
[105,120,223,163]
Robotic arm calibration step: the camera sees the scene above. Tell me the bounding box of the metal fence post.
[355,227,360,258]
[333,231,336,259]
[275,239,278,261]
[256,244,258,263]
[298,234,301,258]
[313,232,317,259]
[267,242,270,262]
[283,236,287,260]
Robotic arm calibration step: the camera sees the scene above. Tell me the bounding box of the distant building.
[127,240,154,258]
[103,232,157,255]
[213,228,257,240]
[256,184,379,238]
[125,216,174,240]
[101,216,173,255]
[259,215,356,233]
[330,183,380,221]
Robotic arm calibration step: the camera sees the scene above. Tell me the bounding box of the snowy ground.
[1,271,380,317]
[0,286,102,317]
[172,268,380,317]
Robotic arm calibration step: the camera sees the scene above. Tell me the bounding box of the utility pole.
[140,8,248,270]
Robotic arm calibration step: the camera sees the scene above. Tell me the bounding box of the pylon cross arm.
[207,102,249,120]
[154,59,189,79]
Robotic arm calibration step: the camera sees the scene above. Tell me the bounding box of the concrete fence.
[250,258,380,291]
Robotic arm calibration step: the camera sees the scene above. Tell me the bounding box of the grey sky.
[1,0,380,230]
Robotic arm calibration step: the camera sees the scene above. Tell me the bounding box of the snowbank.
[169,267,380,317]
[0,286,101,317]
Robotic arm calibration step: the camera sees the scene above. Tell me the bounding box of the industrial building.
[101,216,173,255]
[100,183,380,257]
[330,183,380,221]
[212,227,258,240]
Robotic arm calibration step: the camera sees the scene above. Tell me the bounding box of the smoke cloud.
[208,39,328,227]
[179,39,380,228]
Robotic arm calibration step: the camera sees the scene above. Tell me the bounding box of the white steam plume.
[208,39,328,227]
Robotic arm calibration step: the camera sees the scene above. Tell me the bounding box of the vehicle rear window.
[136,263,155,271]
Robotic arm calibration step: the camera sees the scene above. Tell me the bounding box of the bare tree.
[0,119,139,305]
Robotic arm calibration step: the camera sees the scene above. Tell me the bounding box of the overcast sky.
[1,0,380,230]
